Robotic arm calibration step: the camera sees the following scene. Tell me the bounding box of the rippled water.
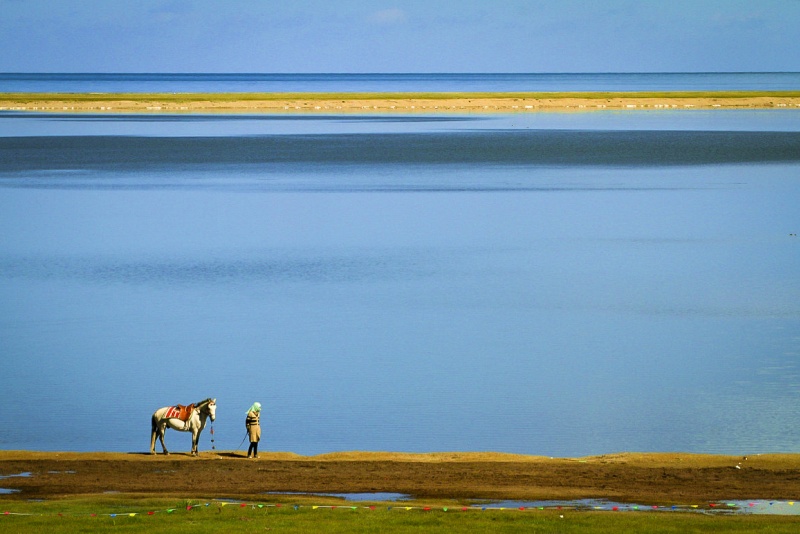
[0,111,798,456]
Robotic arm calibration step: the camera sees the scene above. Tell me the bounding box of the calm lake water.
[1,106,799,456]
[3,71,800,93]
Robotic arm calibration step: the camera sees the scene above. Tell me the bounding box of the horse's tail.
[151,412,162,441]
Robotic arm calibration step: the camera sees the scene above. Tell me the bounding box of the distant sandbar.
[2,91,800,113]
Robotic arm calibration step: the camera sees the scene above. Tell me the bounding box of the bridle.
[198,399,217,450]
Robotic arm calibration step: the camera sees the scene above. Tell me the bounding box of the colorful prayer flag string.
[3,499,800,518]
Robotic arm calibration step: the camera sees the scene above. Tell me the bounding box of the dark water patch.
[2,130,800,174]
[4,72,800,92]
[0,112,478,124]
[263,492,411,502]
[321,492,411,502]
[0,252,434,286]
[0,175,706,192]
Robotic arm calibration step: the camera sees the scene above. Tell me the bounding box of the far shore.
[2,91,800,114]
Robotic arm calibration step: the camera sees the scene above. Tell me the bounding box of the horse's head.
[196,398,217,422]
[207,399,217,422]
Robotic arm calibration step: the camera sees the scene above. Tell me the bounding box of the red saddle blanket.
[164,404,194,422]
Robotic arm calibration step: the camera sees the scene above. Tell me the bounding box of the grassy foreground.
[2,497,799,534]
[3,452,799,531]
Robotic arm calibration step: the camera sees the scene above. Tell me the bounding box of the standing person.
[245,402,261,458]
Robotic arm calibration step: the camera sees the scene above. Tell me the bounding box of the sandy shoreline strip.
[2,450,798,464]
[2,91,800,113]
[2,451,799,502]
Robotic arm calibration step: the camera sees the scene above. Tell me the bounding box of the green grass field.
[2,497,799,533]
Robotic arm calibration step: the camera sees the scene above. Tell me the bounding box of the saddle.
[165,403,195,422]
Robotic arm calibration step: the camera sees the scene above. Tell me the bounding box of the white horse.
[150,398,216,456]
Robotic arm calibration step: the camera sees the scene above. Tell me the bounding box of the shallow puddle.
[321,492,411,502]
[472,499,799,515]
[0,472,32,479]
[0,472,31,494]
[260,494,797,515]
[263,492,411,502]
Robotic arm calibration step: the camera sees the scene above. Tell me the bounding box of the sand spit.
[2,91,800,114]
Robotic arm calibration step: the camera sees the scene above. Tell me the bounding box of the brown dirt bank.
[2,91,800,113]
[1,451,798,504]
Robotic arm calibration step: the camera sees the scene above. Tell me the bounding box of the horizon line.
[3,71,800,76]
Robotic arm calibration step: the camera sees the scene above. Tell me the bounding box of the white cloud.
[367,8,407,25]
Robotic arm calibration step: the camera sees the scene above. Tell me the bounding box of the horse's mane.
[194,398,214,407]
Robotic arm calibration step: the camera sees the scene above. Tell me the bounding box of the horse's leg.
[159,423,170,455]
[191,428,198,456]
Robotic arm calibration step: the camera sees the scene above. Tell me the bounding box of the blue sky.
[2,0,799,73]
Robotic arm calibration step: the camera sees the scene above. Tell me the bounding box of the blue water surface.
[0,105,799,457]
[2,72,799,93]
